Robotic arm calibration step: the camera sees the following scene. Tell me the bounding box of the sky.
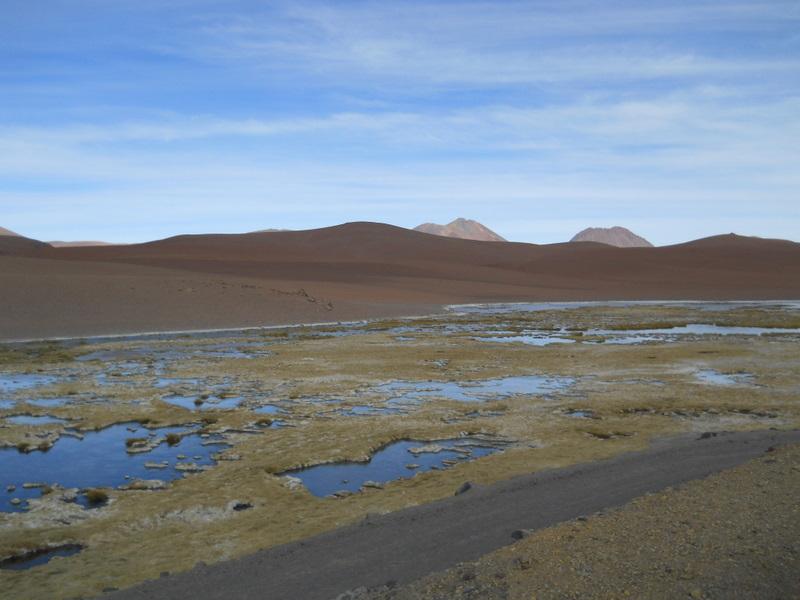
[1,0,798,245]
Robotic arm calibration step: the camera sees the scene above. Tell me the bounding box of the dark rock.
[455,481,473,495]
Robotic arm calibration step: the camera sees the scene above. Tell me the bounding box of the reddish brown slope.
[2,223,798,340]
[41,223,800,298]
[0,234,50,256]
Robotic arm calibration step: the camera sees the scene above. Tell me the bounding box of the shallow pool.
[0,422,225,512]
[695,369,755,386]
[0,544,83,571]
[0,373,57,395]
[374,374,574,405]
[282,438,503,497]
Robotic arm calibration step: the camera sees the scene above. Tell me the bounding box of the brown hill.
[414,218,506,242]
[0,228,50,256]
[571,226,653,247]
[0,226,21,237]
[2,222,798,340]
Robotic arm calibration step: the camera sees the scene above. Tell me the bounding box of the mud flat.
[0,302,798,599]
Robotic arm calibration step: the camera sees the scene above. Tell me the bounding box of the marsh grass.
[84,488,109,505]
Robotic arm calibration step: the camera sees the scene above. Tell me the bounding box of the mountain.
[570,226,653,248]
[0,226,20,237]
[3,221,799,339]
[414,218,506,242]
[0,227,50,255]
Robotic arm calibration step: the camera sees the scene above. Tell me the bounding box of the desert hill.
[0,226,50,256]
[0,226,20,237]
[571,226,653,247]
[2,222,799,340]
[414,218,506,242]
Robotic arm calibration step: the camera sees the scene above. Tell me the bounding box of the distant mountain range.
[414,218,506,242]
[0,227,117,250]
[570,226,653,248]
[1,220,798,339]
[48,241,114,247]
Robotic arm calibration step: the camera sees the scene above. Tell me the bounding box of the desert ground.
[2,223,800,340]
[1,300,798,599]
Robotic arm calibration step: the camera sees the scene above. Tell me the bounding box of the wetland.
[1,301,799,600]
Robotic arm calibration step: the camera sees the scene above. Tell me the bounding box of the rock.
[334,587,368,600]
[126,439,161,454]
[144,461,168,469]
[408,444,444,455]
[10,498,22,506]
[405,463,420,470]
[514,557,532,570]
[455,481,473,496]
[177,454,186,459]
[332,490,354,498]
[282,475,304,491]
[361,481,384,490]
[175,462,209,473]
[213,452,241,461]
[450,447,472,455]
[6,485,15,492]
[698,432,718,440]
[22,482,46,489]
[119,479,168,491]
[230,501,252,512]
[511,529,535,540]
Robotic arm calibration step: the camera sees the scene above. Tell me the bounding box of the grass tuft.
[85,488,109,504]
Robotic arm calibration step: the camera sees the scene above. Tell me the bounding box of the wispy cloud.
[190,1,800,87]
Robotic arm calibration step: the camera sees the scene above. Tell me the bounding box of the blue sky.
[1,0,798,244]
